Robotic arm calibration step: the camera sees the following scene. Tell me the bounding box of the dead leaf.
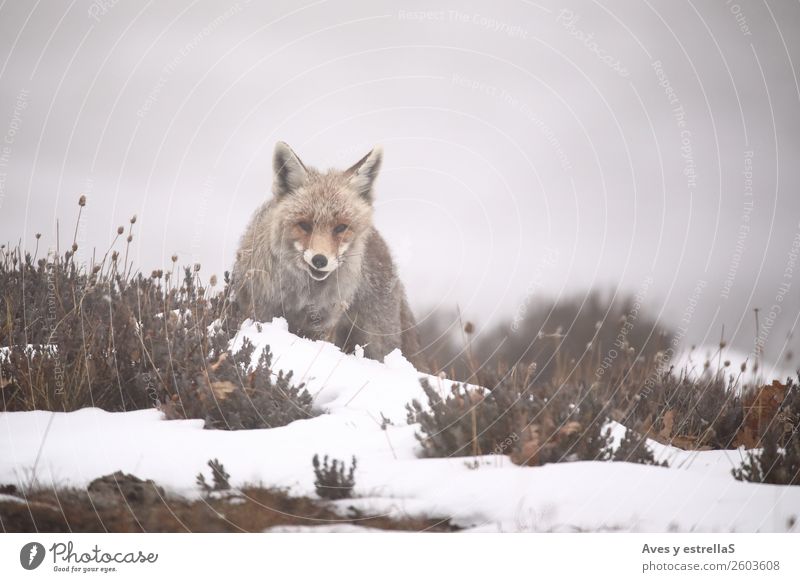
[210,380,237,400]
[209,352,228,372]
[734,380,787,448]
[659,409,675,440]
[559,421,583,437]
[511,426,541,466]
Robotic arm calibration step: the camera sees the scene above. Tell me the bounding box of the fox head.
[269,142,382,281]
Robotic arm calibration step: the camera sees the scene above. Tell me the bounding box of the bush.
[196,459,232,493]
[613,427,667,466]
[0,198,315,430]
[161,337,313,430]
[312,454,356,500]
[513,388,614,466]
[405,375,530,458]
[406,364,614,466]
[413,302,800,460]
[733,428,800,486]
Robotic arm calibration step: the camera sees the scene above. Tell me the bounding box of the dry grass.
[0,485,456,533]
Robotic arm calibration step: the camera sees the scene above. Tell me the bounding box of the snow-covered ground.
[1,319,799,532]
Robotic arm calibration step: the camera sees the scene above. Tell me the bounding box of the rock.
[87,471,165,507]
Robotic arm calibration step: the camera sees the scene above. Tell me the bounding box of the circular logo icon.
[20,542,46,570]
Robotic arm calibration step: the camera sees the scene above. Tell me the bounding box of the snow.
[1,318,799,532]
[0,344,58,360]
[229,318,467,424]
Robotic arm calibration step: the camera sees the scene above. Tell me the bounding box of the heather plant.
[613,427,668,466]
[533,388,614,465]
[408,316,800,467]
[312,454,357,500]
[612,362,744,450]
[163,338,313,430]
[407,364,615,466]
[0,197,314,430]
[733,426,800,486]
[733,382,800,485]
[196,459,232,493]
[406,365,537,458]
[413,303,800,461]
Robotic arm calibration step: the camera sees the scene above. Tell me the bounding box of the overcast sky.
[1,0,799,366]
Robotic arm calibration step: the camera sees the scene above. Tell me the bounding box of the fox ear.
[273,142,308,196]
[345,146,383,202]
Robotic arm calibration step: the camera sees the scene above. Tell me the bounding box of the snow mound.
[230,318,467,423]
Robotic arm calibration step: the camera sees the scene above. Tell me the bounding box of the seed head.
[117,226,124,235]
[171,254,178,263]
[78,195,87,207]
[130,215,137,224]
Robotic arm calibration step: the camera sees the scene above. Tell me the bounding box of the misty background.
[0,0,798,371]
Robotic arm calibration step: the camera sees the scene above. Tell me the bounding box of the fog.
[1,0,798,364]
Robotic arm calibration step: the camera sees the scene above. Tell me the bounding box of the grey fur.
[233,142,425,370]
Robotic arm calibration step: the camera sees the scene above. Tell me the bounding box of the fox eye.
[297,221,313,233]
[333,223,348,234]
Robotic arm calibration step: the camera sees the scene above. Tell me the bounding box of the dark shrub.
[312,454,357,500]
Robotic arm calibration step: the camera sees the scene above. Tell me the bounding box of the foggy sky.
[1,0,799,366]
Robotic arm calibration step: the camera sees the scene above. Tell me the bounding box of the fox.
[232,142,425,369]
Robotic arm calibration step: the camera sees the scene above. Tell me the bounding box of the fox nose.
[311,254,328,269]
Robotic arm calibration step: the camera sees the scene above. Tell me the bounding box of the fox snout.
[294,228,347,281]
[310,254,328,269]
[302,245,339,278]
